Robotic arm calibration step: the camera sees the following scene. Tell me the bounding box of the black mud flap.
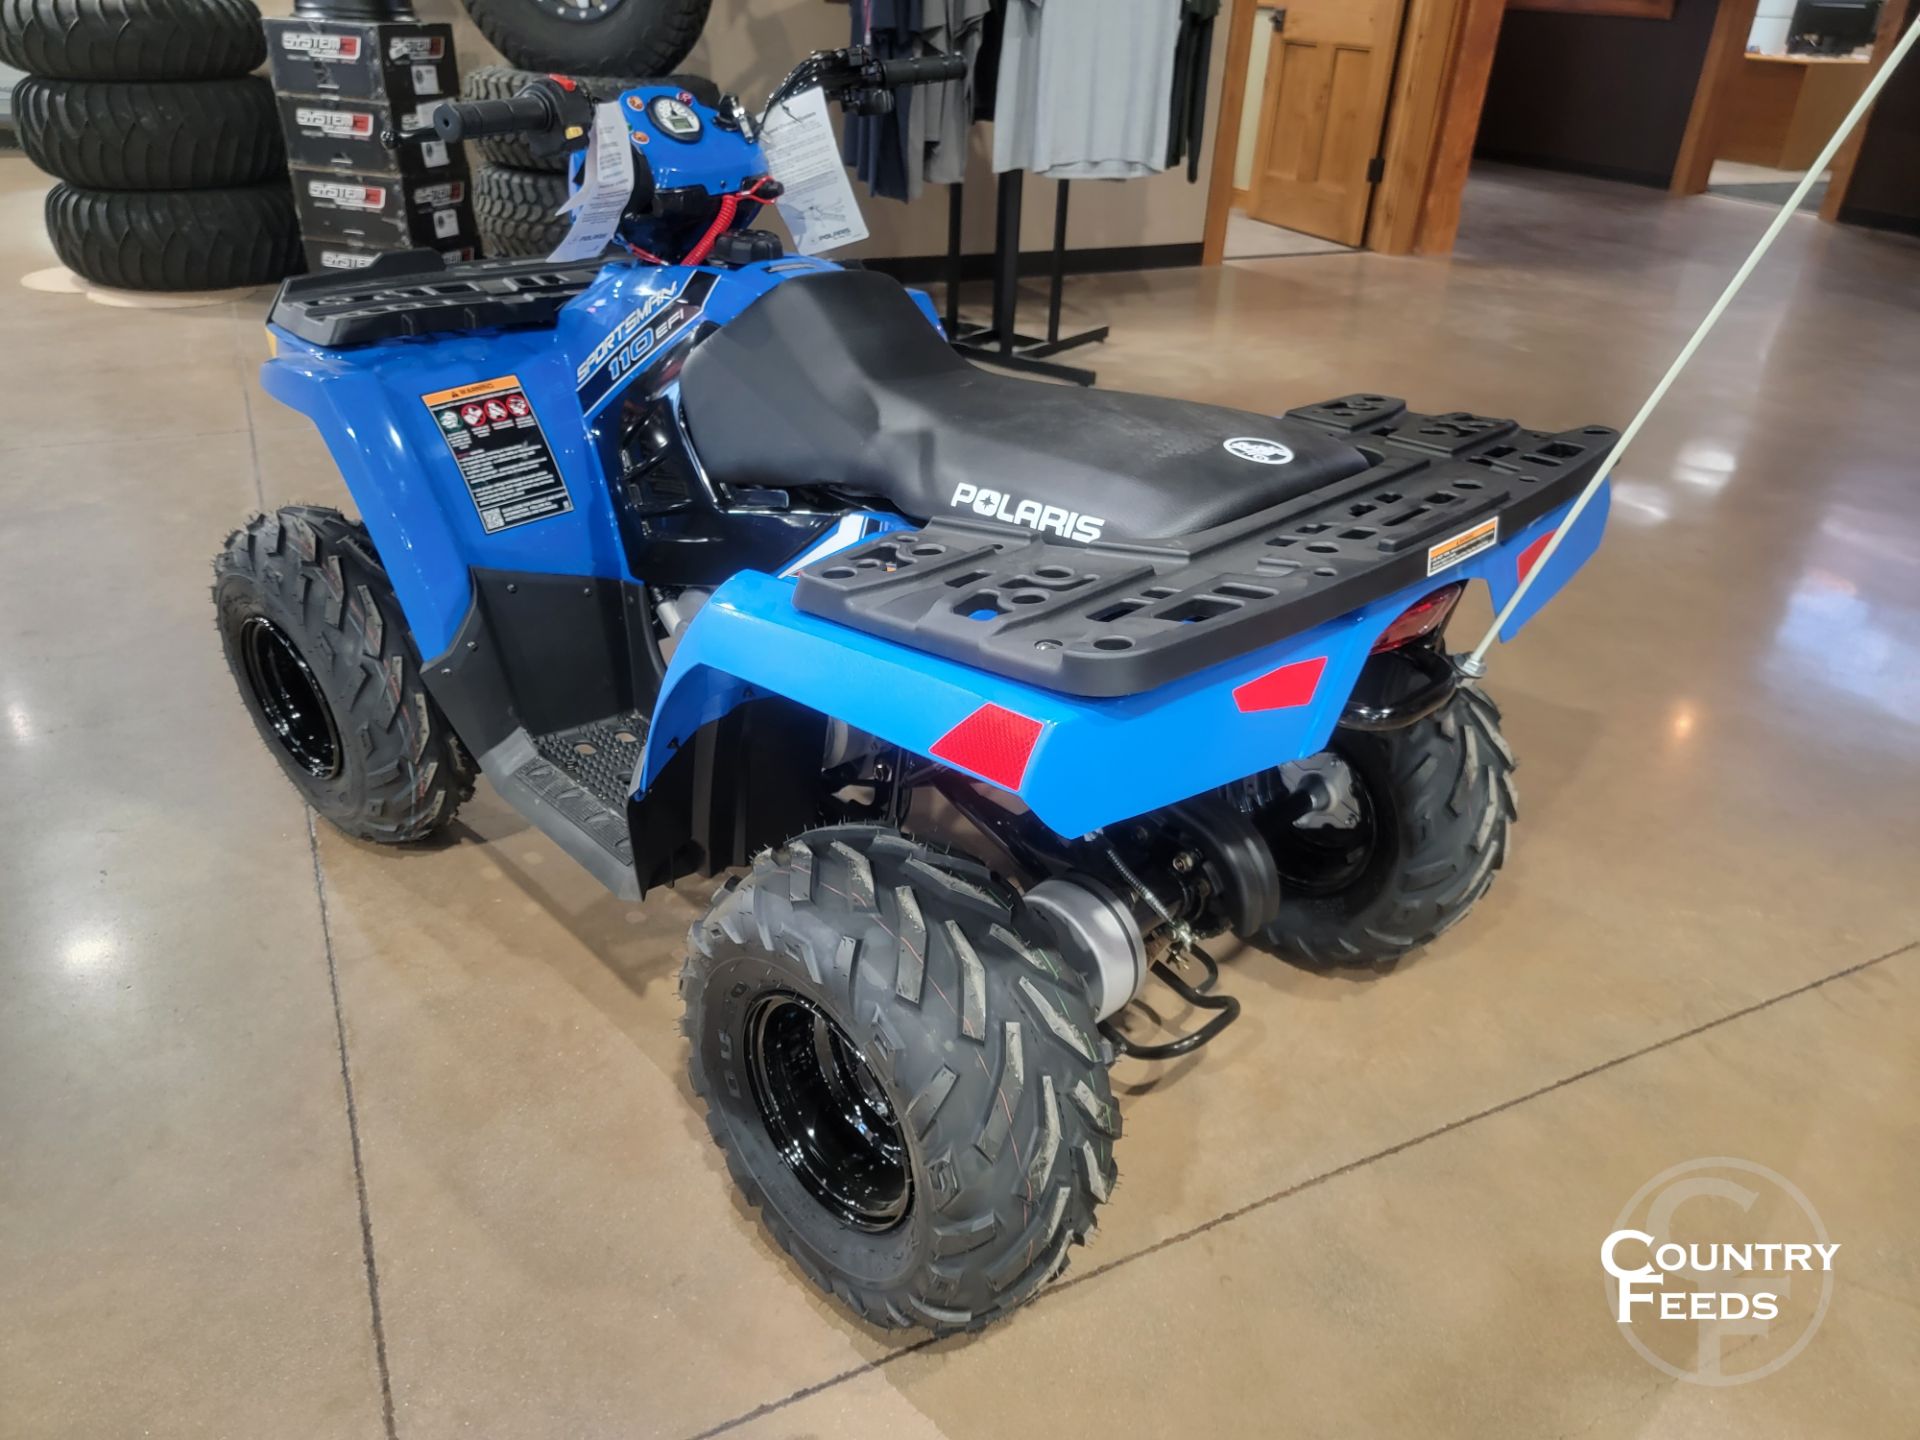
[628,697,828,894]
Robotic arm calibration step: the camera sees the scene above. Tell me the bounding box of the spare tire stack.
[1,0,302,289]
[466,65,720,258]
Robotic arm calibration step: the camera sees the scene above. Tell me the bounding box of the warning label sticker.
[1427,516,1499,576]
[420,376,572,534]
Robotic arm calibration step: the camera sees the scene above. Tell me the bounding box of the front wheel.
[1244,686,1517,968]
[213,507,474,843]
[682,826,1120,1332]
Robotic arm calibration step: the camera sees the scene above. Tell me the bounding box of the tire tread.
[683,827,1118,1334]
[213,507,474,842]
[1258,684,1517,968]
[0,0,265,79]
[46,180,300,290]
[15,75,282,189]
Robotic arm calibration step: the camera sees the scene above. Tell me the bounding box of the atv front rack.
[268,252,607,348]
[792,395,1614,697]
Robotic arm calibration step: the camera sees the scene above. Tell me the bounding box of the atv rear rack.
[792,395,1614,697]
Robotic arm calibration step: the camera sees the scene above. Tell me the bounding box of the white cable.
[1461,12,1920,675]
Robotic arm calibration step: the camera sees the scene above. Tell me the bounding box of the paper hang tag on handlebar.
[547,101,635,263]
[759,86,869,256]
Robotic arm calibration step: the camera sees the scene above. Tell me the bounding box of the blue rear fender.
[639,484,1608,838]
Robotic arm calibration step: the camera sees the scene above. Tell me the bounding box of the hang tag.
[548,102,636,262]
[759,86,869,255]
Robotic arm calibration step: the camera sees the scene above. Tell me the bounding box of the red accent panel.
[929,704,1045,790]
[1232,656,1327,713]
[1517,530,1557,582]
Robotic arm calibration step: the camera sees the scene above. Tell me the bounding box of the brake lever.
[378,125,436,148]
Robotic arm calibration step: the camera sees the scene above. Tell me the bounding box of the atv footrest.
[478,716,649,900]
[532,712,652,810]
[791,395,1615,698]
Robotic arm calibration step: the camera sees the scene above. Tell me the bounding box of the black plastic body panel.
[613,388,839,589]
[421,569,660,758]
[268,251,607,347]
[791,395,1616,698]
[628,697,828,892]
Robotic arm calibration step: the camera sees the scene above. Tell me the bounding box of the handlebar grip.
[876,53,968,87]
[431,93,555,143]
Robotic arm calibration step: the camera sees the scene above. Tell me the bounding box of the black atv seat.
[678,269,1371,544]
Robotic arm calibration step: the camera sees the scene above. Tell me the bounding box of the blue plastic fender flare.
[636,485,1608,839]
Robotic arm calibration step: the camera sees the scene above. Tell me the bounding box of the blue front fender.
[638,484,1608,839]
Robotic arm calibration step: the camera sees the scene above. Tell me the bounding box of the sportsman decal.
[575,273,717,418]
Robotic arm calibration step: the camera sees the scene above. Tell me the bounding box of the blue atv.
[215,50,1613,1333]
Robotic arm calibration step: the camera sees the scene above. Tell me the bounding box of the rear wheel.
[1244,686,1516,967]
[683,826,1119,1332]
[213,507,474,843]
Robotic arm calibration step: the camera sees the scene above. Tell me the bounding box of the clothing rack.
[943,172,1109,387]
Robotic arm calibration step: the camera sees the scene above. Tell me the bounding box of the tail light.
[1371,583,1465,654]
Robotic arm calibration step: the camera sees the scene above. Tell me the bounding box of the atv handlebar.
[874,54,969,88]
[431,92,562,144]
[407,52,970,163]
[762,46,970,124]
[420,76,596,161]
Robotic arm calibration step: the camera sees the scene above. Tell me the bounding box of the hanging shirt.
[843,0,922,201]
[922,0,993,185]
[992,0,1182,180]
[1166,0,1220,181]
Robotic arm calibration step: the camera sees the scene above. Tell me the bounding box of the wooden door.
[1246,0,1409,244]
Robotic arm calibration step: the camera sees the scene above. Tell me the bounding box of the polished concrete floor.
[3,157,1919,1438]
[1222,208,1352,260]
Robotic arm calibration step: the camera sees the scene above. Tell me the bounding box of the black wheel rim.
[526,0,627,23]
[1257,760,1381,897]
[239,615,341,779]
[745,992,912,1232]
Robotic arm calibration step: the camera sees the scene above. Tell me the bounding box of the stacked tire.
[466,64,720,259]
[2,0,301,290]
[459,0,711,81]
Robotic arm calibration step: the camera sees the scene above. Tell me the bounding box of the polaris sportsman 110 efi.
[216,51,1612,1333]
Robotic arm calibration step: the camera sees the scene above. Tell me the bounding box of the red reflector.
[929,704,1045,790]
[1232,656,1326,713]
[1517,530,1557,582]
[1371,583,1465,654]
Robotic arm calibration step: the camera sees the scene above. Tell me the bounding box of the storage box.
[304,238,479,274]
[292,167,476,250]
[264,17,458,107]
[277,94,465,179]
